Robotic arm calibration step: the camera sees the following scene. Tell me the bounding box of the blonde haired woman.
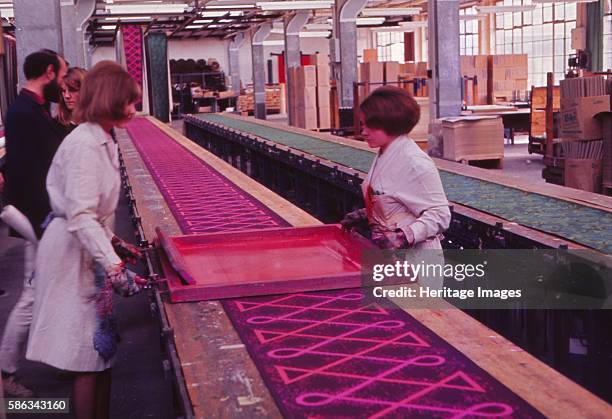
[27,61,145,419]
[56,67,87,133]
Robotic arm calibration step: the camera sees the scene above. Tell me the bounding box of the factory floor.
[0,191,174,418]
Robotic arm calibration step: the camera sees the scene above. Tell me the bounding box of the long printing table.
[116,116,611,418]
[183,113,611,255]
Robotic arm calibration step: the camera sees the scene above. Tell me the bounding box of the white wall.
[91,46,116,66]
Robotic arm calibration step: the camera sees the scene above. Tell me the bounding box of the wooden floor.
[118,116,612,418]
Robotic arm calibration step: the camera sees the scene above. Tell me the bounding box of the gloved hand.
[340,208,368,231]
[371,229,410,250]
[106,263,147,297]
[111,236,143,265]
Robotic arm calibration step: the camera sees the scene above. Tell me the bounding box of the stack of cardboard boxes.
[358,61,427,98]
[359,61,384,98]
[439,115,504,166]
[289,56,332,130]
[460,55,489,105]
[489,54,528,103]
[295,65,318,129]
[558,76,611,193]
[313,54,331,130]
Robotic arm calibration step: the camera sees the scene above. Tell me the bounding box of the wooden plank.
[121,117,612,419]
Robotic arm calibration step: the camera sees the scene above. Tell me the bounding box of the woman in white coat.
[26,61,145,419]
[341,86,451,287]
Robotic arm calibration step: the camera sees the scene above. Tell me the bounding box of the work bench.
[116,116,611,418]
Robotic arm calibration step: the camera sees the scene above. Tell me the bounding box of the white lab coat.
[26,122,122,372]
[363,135,451,287]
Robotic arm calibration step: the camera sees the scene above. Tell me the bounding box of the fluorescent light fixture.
[476,5,537,13]
[186,25,203,29]
[398,20,428,28]
[0,8,14,18]
[361,7,421,17]
[299,31,331,37]
[356,17,385,25]
[100,25,117,30]
[305,23,332,30]
[104,16,152,21]
[256,1,333,11]
[194,19,214,24]
[229,11,244,16]
[205,4,256,9]
[219,19,234,23]
[263,40,285,46]
[105,3,189,14]
[200,11,230,17]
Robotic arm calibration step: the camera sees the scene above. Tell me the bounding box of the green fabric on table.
[191,113,611,254]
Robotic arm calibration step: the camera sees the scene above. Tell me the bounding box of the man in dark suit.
[1,49,67,397]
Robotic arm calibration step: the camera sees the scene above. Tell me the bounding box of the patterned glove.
[371,229,410,250]
[106,264,146,297]
[340,208,368,231]
[111,236,143,265]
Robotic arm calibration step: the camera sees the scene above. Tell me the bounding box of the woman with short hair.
[341,86,451,281]
[56,67,87,133]
[26,61,145,419]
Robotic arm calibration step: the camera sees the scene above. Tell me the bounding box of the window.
[604,2,612,70]
[460,6,479,55]
[495,0,577,87]
[376,31,404,62]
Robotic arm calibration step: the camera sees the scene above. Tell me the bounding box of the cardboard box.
[564,158,602,193]
[493,80,515,92]
[297,66,317,87]
[317,87,330,108]
[318,107,331,129]
[515,79,528,91]
[460,56,475,69]
[311,53,328,67]
[298,106,318,129]
[571,27,586,50]
[316,65,331,86]
[360,62,384,83]
[296,87,317,109]
[475,55,489,68]
[560,96,611,140]
[492,67,506,80]
[441,116,504,162]
[385,62,401,84]
[515,54,528,68]
[363,49,378,63]
[403,62,416,74]
[475,68,488,80]
[416,62,428,76]
[506,67,528,80]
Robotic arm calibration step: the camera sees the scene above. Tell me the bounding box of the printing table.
[116,116,611,418]
[184,113,611,254]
